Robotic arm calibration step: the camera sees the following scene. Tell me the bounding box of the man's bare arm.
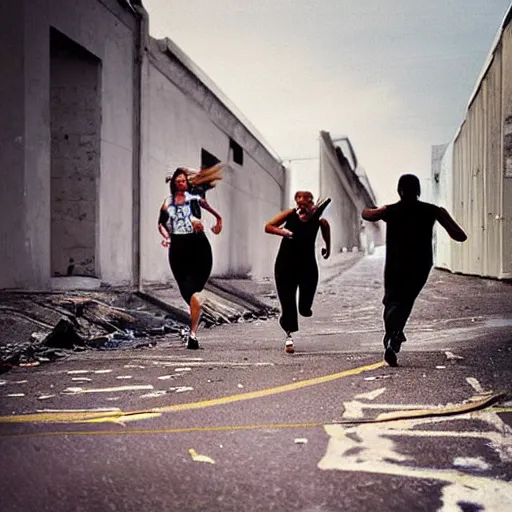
[437,207,467,242]
[362,205,387,222]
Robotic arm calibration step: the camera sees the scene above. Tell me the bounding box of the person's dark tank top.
[383,200,439,272]
[278,210,321,259]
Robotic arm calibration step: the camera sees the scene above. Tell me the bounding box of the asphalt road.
[1,250,511,512]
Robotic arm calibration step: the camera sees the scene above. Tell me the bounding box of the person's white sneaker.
[285,333,295,354]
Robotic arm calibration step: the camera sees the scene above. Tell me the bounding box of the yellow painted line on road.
[0,360,386,425]
[1,422,325,440]
[2,405,511,440]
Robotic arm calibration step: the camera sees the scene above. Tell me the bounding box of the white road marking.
[170,387,194,393]
[150,361,274,368]
[355,388,387,401]
[453,457,490,471]
[140,391,167,398]
[62,385,153,395]
[321,397,512,512]
[319,426,512,512]
[466,377,485,394]
[445,351,464,360]
[342,401,439,418]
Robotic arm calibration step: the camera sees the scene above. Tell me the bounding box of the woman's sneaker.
[285,334,295,354]
[180,328,190,344]
[187,334,200,350]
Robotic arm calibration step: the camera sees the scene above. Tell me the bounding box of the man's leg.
[383,296,414,350]
[383,267,431,364]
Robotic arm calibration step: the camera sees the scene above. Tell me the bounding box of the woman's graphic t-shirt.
[162,192,202,235]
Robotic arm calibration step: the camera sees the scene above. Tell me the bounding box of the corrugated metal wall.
[450,21,511,279]
[502,22,512,277]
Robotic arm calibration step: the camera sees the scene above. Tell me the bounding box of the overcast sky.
[142,0,510,204]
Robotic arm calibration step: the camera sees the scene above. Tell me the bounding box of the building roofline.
[155,36,282,164]
[454,4,512,141]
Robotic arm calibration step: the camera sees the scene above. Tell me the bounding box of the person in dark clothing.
[265,192,331,353]
[158,167,223,349]
[362,174,467,366]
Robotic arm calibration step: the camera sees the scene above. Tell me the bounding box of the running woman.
[158,166,223,349]
[362,174,467,366]
[265,192,331,353]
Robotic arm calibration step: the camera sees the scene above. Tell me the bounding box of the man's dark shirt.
[382,200,440,278]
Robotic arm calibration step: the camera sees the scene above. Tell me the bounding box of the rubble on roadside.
[0,283,279,373]
[0,291,185,372]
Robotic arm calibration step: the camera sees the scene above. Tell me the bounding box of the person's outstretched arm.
[320,218,331,259]
[199,198,222,234]
[362,205,387,222]
[264,209,294,238]
[437,207,467,242]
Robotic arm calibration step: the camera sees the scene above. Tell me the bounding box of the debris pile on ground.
[144,278,278,328]
[0,291,185,372]
[0,280,279,372]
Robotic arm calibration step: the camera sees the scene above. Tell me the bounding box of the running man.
[265,192,331,354]
[362,174,467,366]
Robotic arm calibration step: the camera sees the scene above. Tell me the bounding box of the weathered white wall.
[501,21,512,278]
[140,38,284,286]
[448,17,512,279]
[0,0,137,289]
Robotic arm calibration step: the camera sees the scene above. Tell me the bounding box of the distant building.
[286,133,383,255]
[319,132,383,254]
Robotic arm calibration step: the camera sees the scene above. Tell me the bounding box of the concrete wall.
[319,132,383,254]
[0,1,26,288]
[0,0,137,289]
[140,38,285,286]
[446,13,512,279]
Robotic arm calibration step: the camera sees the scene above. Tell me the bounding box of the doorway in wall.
[50,28,101,277]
